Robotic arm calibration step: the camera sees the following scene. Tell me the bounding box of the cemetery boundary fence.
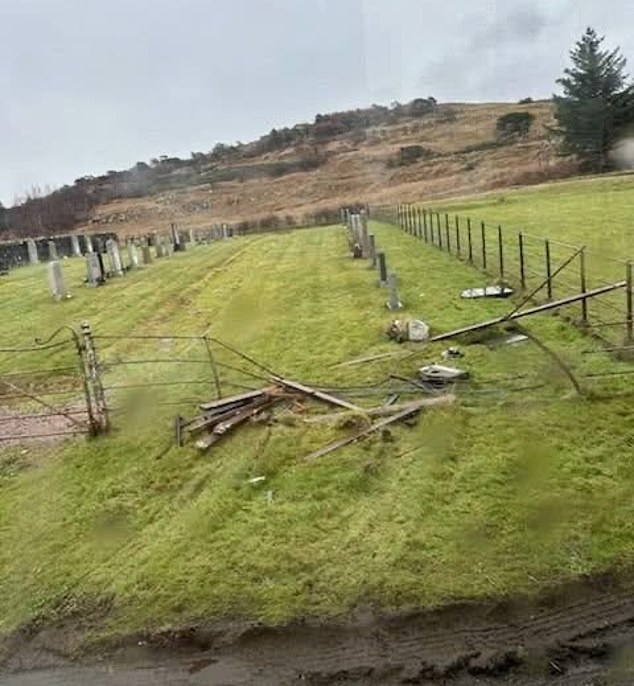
[371,203,634,350]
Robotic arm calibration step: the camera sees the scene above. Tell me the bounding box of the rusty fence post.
[81,321,109,434]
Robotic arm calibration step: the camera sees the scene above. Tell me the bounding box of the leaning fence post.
[203,335,223,399]
[580,248,588,325]
[455,216,461,258]
[497,225,504,278]
[481,221,487,270]
[467,218,473,263]
[445,214,451,254]
[80,321,109,433]
[626,260,633,342]
[519,232,526,289]
[545,239,553,300]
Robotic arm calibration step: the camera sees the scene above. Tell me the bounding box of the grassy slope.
[425,173,634,259]
[0,223,632,639]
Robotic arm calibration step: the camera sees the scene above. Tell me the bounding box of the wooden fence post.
[467,218,473,263]
[445,214,451,254]
[626,261,633,342]
[481,221,487,270]
[455,216,461,258]
[423,209,428,242]
[498,225,504,278]
[80,321,109,433]
[519,232,526,289]
[545,240,553,300]
[417,208,422,239]
[579,248,588,325]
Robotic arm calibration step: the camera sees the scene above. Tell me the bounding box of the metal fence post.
[626,261,633,342]
[580,248,588,325]
[481,221,487,270]
[519,232,526,289]
[445,214,451,254]
[467,218,473,263]
[545,240,553,300]
[437,213,443,249]
[455,216,461,258]
[498,225,504,279]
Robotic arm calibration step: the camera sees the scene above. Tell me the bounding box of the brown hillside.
[78,101,569,237]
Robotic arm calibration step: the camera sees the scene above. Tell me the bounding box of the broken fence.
[371,204,633,348]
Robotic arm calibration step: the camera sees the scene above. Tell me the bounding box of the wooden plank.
[273,377,362,412]
[195,398,275,451]
[303,399,432,462]
[330,351,408,368]
[430,281,627,343]
[198,388,272,412]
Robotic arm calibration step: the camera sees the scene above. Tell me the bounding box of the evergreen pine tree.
[553,27,634,171]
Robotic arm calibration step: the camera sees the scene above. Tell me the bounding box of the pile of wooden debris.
[176,376,453,461]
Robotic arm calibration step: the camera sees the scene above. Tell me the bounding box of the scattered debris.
[442,347,464,359]
[248,476,267,485]
[273,377,362,412]
[386,319,430,343]
[331,351,408,368]
[419,364,469,387]
[461,286,514,299]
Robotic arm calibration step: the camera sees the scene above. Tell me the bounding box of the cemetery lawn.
[0,223,633,643]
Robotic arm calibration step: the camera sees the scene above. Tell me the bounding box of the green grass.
[0,224,632,640]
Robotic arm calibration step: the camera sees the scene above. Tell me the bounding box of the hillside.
[5,100,566,239]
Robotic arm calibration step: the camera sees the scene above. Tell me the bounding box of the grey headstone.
[27,239,39,265]
[377,251,388,286]
[47,261,66,300]
[84,235,94,254]
[170,222,181,247]
[188,228,195,243]
[85,253,103,287]
[127,242,139,269]
[48,240,58,261]
[222,224,228,240]
[155,242,164,258]
[386,272,403,310]
[71,235,81,257]
[142,245,152,264]
[105,239,124,276]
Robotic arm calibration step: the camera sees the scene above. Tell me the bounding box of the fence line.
[371,203,633,348]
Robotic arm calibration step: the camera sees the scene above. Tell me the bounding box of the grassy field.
[0,224,632,641]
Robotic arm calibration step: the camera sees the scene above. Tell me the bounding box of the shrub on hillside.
[495,111,535,140]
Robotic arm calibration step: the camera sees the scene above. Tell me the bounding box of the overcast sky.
[1,0,633,205]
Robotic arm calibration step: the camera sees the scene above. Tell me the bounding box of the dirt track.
[2,574,634,685]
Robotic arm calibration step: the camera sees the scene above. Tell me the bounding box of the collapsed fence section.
[372,203,633,349]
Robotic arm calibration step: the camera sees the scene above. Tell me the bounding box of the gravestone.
[85,253,103,287]
[188,228,195,244]
[84,234,94,253]
[127,241,139,269]
[165,241,174,257]
[377,251,388,287]
[106,239,124,276]
[26,239,39,265]
[369,234,377,268]
[48,240,58,261]
[170,222,181,250]
[142,244,152,265]
[155,242,164,258]
[47,261,66,300]
[386,273,403,310]
[71,235,82,257]
[222,224,228,240]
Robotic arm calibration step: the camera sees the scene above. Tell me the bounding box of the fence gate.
[0,324,108,445]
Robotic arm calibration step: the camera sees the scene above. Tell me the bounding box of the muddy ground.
[2,573,634,685]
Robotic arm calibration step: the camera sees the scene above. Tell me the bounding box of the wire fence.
[372,203,633,349]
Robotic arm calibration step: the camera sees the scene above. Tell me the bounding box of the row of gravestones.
[46,222,237,301]
[342,208,402,310]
